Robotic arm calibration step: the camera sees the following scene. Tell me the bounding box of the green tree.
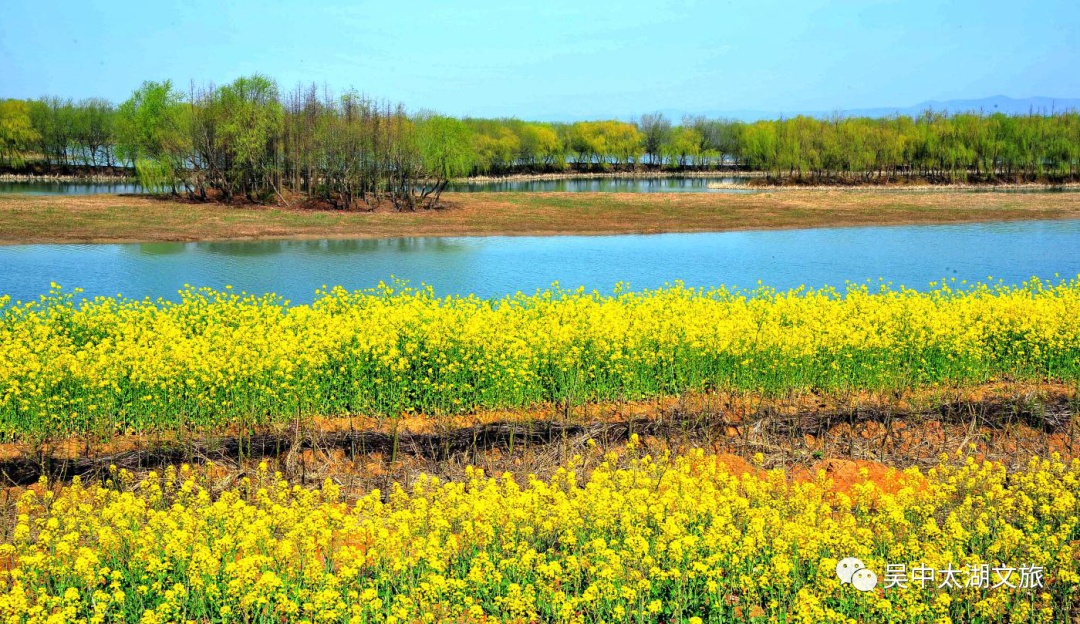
[743,122,778,176]
[216,75,284,200]
[566,121,603,165]
[116,80,189,193]
[636,113,672,167]
[71,98,116,167]
[602,121,644,167]
[416,114,474,206]
[468,120,520,174]
[566,120,642,168]
[665,126,702,168]
[517,122,564,169]
[0,100,40,167]
[28,97,75,166]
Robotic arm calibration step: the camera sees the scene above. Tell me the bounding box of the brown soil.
[10,381,1072,459]
[3,190,1080,244]
[0,382,1073,500]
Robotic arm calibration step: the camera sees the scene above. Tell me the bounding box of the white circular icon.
[852,568,878,592]
[836,557,865,584]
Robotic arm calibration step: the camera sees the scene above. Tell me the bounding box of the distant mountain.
[831,95,1080,119]
[535,96,1080,123]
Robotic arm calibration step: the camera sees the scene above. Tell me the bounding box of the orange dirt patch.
[713,452,764,478]
[790,458,920,496]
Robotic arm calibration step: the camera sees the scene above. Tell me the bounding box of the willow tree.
[416,114,474,207]
[565,120,642,168]
[116,80,189,193]
[467,119,520,173]
[518,122,564,169]
[742,122,778,177]
[602,121,644,167]
[566,121,603,165]
[0,100,39,167]
[384,104,423,210]
[665,126,702,168]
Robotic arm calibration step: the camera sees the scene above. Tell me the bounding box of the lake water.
[1,220,1078,304]
[446,177,751,192]
[0,181,143,195]
[5,178,1075,196]
[0,177,751,195]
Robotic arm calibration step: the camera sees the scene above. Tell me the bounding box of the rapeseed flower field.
[1,280,1078,442]
[0,444,1075,623]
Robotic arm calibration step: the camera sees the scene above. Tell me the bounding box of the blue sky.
[1,0,1077,119]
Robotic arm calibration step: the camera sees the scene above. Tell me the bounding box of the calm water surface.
[446,177,751,192]
[1,220,1078,303]
[1,177,750,195]
[0,182,142,195]
[4,178,1074,195]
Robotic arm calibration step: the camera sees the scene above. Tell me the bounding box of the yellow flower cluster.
[0,448,1075,623]
[1,278,1078,441]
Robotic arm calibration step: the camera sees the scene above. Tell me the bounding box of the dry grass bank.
[2,190,1080,244]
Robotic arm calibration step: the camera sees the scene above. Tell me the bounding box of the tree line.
[2,75,1079,208]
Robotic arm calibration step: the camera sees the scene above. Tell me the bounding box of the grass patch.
[2,190,1080,243]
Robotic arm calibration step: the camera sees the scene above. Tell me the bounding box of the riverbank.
[2,190,1080,244]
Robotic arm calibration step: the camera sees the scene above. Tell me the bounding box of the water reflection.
[130,238,476,258]
[5,177,1076,196]
[0,182,142,195]
[137,243,185,255]
[1,178,753,196]
[447,177,752,193]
